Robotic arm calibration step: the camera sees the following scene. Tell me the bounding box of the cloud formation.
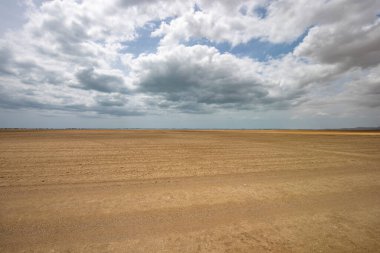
[0,0,379,127]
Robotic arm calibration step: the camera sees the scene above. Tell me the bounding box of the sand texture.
[1,130,380,252]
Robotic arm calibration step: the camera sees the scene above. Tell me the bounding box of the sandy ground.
[0,130,380,252]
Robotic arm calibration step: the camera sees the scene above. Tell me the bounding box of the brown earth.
[0,129,380,252]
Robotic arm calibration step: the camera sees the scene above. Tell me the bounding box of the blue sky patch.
[193,3,202,13]
[253,6,268,19]
[186,28,310,61]
[120,16,177,56]
[120,24,160,56]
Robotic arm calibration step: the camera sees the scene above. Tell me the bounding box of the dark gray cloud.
[135,45,306,113]
[137,67,271,112]
[75,67,127,93]
[348,76,380,108]
[0,89,45,110]
[295,23,380,71]
[0,86,143,117]
[0,46,13,75]
[1,55,66,86]
[66,103,144,116]
[96,94,127,107]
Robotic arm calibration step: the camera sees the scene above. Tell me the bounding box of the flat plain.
[1,129,380,252]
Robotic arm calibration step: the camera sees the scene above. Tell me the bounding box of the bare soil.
[1,130,380,252]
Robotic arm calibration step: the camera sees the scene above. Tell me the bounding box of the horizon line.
[1,127,380,131]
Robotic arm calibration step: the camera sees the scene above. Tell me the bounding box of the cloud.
[131,45,309,113]
[0,81,144,116]
[0,45,13,75]
[96,94,127,107]
[75,67,127,93]
[339,67,380,108]
[295,20,380,70]
[0,0,379,127]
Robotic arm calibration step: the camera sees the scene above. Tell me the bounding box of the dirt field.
[1,129,380,252]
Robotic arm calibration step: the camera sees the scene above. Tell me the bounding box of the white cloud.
[295,19,380,70]
[154,0,380,46]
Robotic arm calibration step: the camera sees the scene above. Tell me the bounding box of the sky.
[0,0,379,129]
